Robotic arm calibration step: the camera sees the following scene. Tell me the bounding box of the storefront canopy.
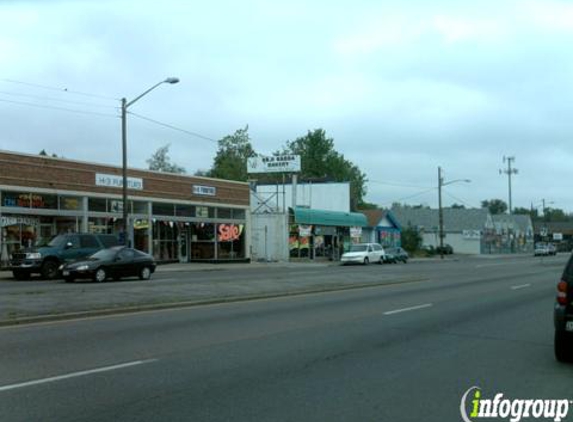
[293,207,368,227]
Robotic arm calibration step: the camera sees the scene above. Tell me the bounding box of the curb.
[0,276,428,327]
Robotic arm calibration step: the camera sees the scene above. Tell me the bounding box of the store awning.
[293,207,367,227]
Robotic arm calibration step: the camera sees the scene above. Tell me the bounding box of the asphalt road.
[1,255,571,421]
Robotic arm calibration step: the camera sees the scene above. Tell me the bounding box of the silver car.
[340,243,386,265]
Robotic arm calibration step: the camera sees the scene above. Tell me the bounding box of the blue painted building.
[360,209,402,247]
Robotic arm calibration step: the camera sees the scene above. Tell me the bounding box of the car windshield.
[350,245,368,252]
[90,249,118,260]
[47,235,68,248]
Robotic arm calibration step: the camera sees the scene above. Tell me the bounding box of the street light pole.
[121,77,179,246]
[437,167,471,260]
[438,166,444,260]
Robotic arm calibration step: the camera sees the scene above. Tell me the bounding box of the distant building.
[391,206,534,254]
[391,207,493,254]
[490,214,534,254]
[250,182,366,261]
[360,209,402,248]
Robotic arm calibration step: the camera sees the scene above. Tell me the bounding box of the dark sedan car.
[61,246,156,283]
[386,247,409,263]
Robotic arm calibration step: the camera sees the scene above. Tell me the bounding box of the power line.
[128,112,219,144]
[0,98,118,118]
[0,90,117,109]
[0,78,119,101]
[395,187,437,202]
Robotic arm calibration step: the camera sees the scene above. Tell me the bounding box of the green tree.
[278,129,368,210]
[513,207,536,219]
[146,144,186,174]
[208,126,254,181]
[450,203,465,209]
[481,199,508,215]
[39,149,58,158]
[544,208,569,222]
[401,226,422,253]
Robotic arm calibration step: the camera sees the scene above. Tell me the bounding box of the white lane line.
[384,303,433,315]
[511,284,531,290]
[0,359,157,392]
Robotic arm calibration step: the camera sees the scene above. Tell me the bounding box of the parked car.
[436,244,454,255]
[60,246,156,283]
[386,247,409,263]
[10,233,119,280]
[554,253,573,361]
[340,243,386,265]
[534,242,556,256]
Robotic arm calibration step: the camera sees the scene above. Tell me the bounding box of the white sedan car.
[340,243,386,265]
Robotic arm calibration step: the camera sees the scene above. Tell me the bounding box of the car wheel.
[93,268,107,283]
[41,260,60,280]
[555,330,573,362]
[363,257,369,265]
[139,266,152,280]
[13,270,31,280]
[379,257,384,264]
[64,277,75,283]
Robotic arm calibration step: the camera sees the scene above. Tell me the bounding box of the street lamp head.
[164,77,180,84]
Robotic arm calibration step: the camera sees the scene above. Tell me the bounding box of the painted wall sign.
[247,155,301,173]
[193,185,217,196]
[95,173,143,190]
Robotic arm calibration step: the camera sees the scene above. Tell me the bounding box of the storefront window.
[30,194,57,209]
[190,223,215,260]
[1,215,39,254]
[217,208,232,219]
[2,192,33,208]
[89,217,112,234]
[152,220,179,261]
[196,206,214,219]
[133,201,149,215]
[217,224,245,259]
[133,219,150,253]
[175,204,194,217]
[153,202,175,216]
[232,209,246,219]
[88,198,107,212]
[60,196,82,211]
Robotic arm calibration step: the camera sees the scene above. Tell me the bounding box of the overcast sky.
[1,0,572,212]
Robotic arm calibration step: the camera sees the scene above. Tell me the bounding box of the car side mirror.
[65,242,73,249]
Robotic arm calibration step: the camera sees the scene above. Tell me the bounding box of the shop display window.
[196,206,214,219]
[60,196,82,211]
[2,192,33,208]
[153,202,175,216]
[88,198,107,212]
[190,223,215,260]
[152,220,179,261]
[216,223,245,259]
[175,204,194,217]
[217,208,232,219]
[232,209,246,219]
[132,201,149,215]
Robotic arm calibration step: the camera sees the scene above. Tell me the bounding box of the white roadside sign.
[247,155,301,174]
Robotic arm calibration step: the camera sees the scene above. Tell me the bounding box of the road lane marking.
[0,359,157,392]
[384,303,433,315]
[511,284,531,290]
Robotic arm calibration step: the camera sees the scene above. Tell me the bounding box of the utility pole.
[438,166,444,260]
[500,156,518,214]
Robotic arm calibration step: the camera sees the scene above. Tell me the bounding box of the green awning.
[293,207,367,227]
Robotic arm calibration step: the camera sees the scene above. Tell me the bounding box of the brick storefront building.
[0,151,250,263]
